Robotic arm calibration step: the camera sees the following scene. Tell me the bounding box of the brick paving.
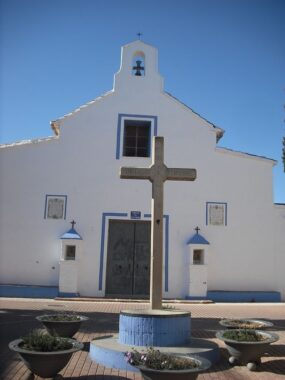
[0,298,284,379]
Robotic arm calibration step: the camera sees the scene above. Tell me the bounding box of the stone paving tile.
[0,298,284,379]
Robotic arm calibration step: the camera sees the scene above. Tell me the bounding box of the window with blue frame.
[123,120,151,157]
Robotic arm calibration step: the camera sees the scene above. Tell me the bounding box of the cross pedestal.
[120,136,196,309]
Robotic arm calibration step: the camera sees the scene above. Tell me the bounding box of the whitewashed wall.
[1,40,284,299]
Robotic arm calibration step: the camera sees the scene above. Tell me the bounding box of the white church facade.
[1,40,284,301]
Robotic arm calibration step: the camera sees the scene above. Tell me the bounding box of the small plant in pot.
[36,313,89,337]
[124,347,211,380]
[216,329,279,371]
[9,330,83,378]
[219,318,273,330]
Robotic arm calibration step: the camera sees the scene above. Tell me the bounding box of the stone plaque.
[46,196,65,219]
[208,203,225,225]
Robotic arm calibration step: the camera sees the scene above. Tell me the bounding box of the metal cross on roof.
[195,226,200,234]
[137,32,143,40]
[133,60,144,76]
[120,136,197,309]
[71,220,76,229]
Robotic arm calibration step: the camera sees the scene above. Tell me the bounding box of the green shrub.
[41,314,80,322]
[21,330,72,352]
[222,319,264,329]
[223,329,266,342]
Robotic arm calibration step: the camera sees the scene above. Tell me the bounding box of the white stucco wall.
[1,40,284,299]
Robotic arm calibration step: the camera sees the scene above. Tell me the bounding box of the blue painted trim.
[64,196,67,219]
[207,291,281,303]
[90,335,219,369]
[0,284,59,298]
[206,201,227,226]
[147,123,152,157]
[44,194,67,220]
[58,292,79,297]
[143,214,169,292]
[186,296,208,300]
[116,117,122,160]
[98,212,128,290]
[164,215,169,292]
[89,339,140,372]
[116,114,158,159]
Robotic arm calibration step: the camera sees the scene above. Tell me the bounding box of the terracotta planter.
[9,338,83,378]
[136,356,211,380]
[219,318,273,330]
[216,329,279,370]
[36,314,88,337]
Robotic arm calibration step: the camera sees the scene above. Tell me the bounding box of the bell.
[133,60,143,76]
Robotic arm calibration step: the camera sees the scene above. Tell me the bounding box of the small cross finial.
[137,32,142,40]
[71,220,76,229]
[195,226,200,234]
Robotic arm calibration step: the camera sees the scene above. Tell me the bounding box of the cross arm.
[120,166,151,180]
[166,168,197,181]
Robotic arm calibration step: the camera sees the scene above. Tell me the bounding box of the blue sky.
[1,0,284,203]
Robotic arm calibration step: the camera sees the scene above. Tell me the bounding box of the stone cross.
[120,136,196,309]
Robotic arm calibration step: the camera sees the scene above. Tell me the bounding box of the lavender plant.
[124,347,199,370]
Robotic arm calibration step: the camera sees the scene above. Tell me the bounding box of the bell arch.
[132,51,145,76]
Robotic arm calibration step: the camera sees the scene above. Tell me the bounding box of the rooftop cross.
[120,136,197,309]
[137,32,143,40]
[195,226,200,234]
[71,220,76,229]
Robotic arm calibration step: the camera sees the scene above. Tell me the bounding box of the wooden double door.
[105,220,151,297]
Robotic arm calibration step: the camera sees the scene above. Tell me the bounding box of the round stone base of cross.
[119,309,191,346]
[89,334,220,371]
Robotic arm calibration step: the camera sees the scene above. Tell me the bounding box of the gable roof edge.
[216,147,277,164]
[50,89,114,134]
[163,91,224,142]
[0,136,58,149]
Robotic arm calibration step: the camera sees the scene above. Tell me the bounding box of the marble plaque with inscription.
[47,198,64,219]
[209,204,225,225]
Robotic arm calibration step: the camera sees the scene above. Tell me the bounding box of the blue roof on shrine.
[187,233,209,245]
[60,228,82,240]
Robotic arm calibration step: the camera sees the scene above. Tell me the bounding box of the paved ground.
[0,298,284,379]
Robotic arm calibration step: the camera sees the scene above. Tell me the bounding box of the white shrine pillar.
[187,227,210,298]
[59,220,82,296]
